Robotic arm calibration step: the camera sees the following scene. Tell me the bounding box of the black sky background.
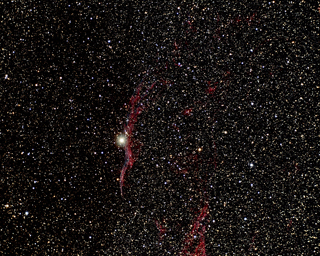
[1,0,320,255]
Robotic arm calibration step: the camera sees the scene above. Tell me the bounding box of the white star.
[116,134,127,147]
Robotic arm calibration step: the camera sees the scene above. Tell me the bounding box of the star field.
[1,0,320,255]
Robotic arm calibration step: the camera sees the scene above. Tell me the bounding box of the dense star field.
[1,0,320,255]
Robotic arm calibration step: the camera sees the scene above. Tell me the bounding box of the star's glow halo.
[116,134,127,148]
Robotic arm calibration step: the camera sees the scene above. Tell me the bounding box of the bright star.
[116,134,127,147]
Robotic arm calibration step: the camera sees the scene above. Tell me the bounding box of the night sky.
[2,1,320,255]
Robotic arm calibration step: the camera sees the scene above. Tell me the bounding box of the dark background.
[1,0,320,255]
